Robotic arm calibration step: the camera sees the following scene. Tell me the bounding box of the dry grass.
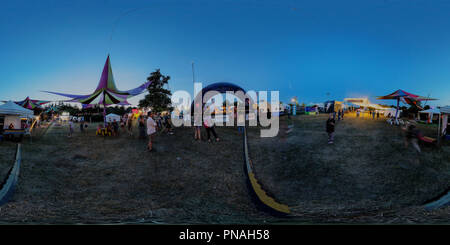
[0,114,449,224]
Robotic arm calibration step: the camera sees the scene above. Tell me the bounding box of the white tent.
[0,100,33,117]
[439,106,450,137]
[418,107,441,123]
[0,101,34,129]
[344,98,387,110]
[105,113,121,123]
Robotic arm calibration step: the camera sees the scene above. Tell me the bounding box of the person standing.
[127,116,133,136]
[204,114,220,142]
[146,112,157,151]
[68,120,74,137]
[326,113,335,144]
[138,116,146,139]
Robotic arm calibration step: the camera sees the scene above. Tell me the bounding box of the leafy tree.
[138,69,173,113]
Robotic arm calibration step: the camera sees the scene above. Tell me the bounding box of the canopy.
[43,55,151,124]
[43,56,150,107]
[440,106,450,114]
[419,108,441,115]
[0,101,34,117]
[377,89,438,119]
[2,97,51,110]
[344,98,387,110]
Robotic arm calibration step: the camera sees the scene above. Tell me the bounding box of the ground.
[0,114,449,224]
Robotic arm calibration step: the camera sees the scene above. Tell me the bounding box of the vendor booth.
[0,101,34,140]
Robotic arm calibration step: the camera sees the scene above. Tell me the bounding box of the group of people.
[355,109,381,119]
[138,112,174,139]
[193,114,220,143]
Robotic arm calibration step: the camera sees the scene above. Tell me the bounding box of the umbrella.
[377,89,437,119]
[43,55,151,125]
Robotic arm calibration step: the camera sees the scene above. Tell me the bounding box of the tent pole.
[395,98,399,120]
[438,114,441,145]
[103,102,106,127]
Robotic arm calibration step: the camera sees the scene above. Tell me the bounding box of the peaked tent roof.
[377,89,438,109]
[42,55,151,107]
[3,97,51,110]
[0,100,34,117]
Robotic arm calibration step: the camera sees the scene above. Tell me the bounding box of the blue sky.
[1,0,449,107]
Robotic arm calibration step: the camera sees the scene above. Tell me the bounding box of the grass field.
[0,114,449,224]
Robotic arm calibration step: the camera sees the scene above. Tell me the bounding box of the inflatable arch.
[190,82,290,216]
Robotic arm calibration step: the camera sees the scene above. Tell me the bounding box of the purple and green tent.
[2,97,51,110]
[43,55,151,123]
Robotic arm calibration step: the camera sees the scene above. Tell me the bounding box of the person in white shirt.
[146,112,157,151]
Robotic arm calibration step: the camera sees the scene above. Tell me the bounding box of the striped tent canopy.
[43,55,150,108]
[377,89,438,119]
[377,89,437,108]
[2,97,51,110]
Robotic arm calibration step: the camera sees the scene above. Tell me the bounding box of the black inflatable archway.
[190,82,290,216]
[190,82,249,113]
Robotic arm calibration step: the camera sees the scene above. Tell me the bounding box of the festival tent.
[418,108,441,123]
[2,97,51,110]
[439,106,450,139]
[43,55,151,124]
[377,89,437,120]
[344,98,388,110]
[0,101,34,129]
[105,113,120,123]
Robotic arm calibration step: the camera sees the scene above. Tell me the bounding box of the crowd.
[66,109,221,152]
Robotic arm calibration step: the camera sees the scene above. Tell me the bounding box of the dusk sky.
[1,0,450,107]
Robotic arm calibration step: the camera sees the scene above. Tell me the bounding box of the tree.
[138,69,173,113]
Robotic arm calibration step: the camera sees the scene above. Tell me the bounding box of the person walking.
[146,112,157,151]
[326,113,335,144]
[403,121,421,153]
